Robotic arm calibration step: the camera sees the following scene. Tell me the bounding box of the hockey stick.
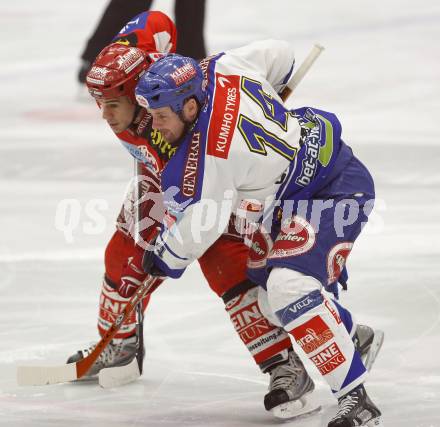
[17,275,161,386]
[98,160,147,388]
[17,161,160,387]
[280,43,325,102]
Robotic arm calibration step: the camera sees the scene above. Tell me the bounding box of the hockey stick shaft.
[134,159,143,245]
[134,159,146,375]
[135,299,144,375]
[79,160,151,378]
[76,275,161,378]
[17,275,162,385]
[280,43,325,102]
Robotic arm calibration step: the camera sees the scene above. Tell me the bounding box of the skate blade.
[364,330,385,372]
[366,415,383,426]
[271,394,321,420]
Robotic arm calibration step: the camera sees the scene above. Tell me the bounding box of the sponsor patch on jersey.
[326,242,353,284]
[311,342,346,375]
[247,227,273,269]
[149,128,178,163]
[207,73,240,159]
[295,126,320,187]
[275,290,323,326]
[182,132,201,197]
[269,216,316,259]
[291,316,334,354]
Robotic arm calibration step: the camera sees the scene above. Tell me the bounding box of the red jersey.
[112,10,177,55]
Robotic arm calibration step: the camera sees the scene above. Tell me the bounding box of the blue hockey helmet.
[135,54,206,113]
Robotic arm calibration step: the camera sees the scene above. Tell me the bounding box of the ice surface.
[1,0,439,426]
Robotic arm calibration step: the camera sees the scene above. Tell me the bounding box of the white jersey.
[154,40,344,278]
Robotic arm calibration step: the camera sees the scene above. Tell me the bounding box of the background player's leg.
[199,237,319,418]
[174,0,206,59]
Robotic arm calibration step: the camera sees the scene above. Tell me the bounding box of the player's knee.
[266,267,322,314]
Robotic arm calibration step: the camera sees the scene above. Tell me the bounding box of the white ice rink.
[1,0,440,426]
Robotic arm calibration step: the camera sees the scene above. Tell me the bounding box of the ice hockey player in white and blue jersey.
[134,40,383,427]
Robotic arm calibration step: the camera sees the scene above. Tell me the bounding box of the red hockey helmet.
[86,43,150,102]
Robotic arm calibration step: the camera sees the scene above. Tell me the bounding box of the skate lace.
[82,341,121,365]
[334,394,359,418]
[270,358,303,390]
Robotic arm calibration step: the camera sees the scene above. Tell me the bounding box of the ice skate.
[354,325,385,372]
[66,335,140,378]
[264,350,321,419]
[328,384,382,427]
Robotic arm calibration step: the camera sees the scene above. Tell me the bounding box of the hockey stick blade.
[98,358,141,388]
[17,276,161,386]
[17,363,78,386]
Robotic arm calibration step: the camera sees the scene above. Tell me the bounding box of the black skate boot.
[353,325,384,372]
[328,384,382,427]
[67,335,141,377]
[263,350,320,419]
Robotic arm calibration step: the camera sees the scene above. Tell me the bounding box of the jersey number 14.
[238,77,297,161]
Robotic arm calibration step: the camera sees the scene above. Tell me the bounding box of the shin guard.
[267,268,367,398]
[98,276,150,339]
[223,280,292,371]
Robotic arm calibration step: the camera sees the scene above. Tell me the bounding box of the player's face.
[148,107,185,144]
[99,96,136,133]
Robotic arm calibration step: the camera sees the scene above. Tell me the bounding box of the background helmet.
[86,43,149,102]
[135,54,206,113]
